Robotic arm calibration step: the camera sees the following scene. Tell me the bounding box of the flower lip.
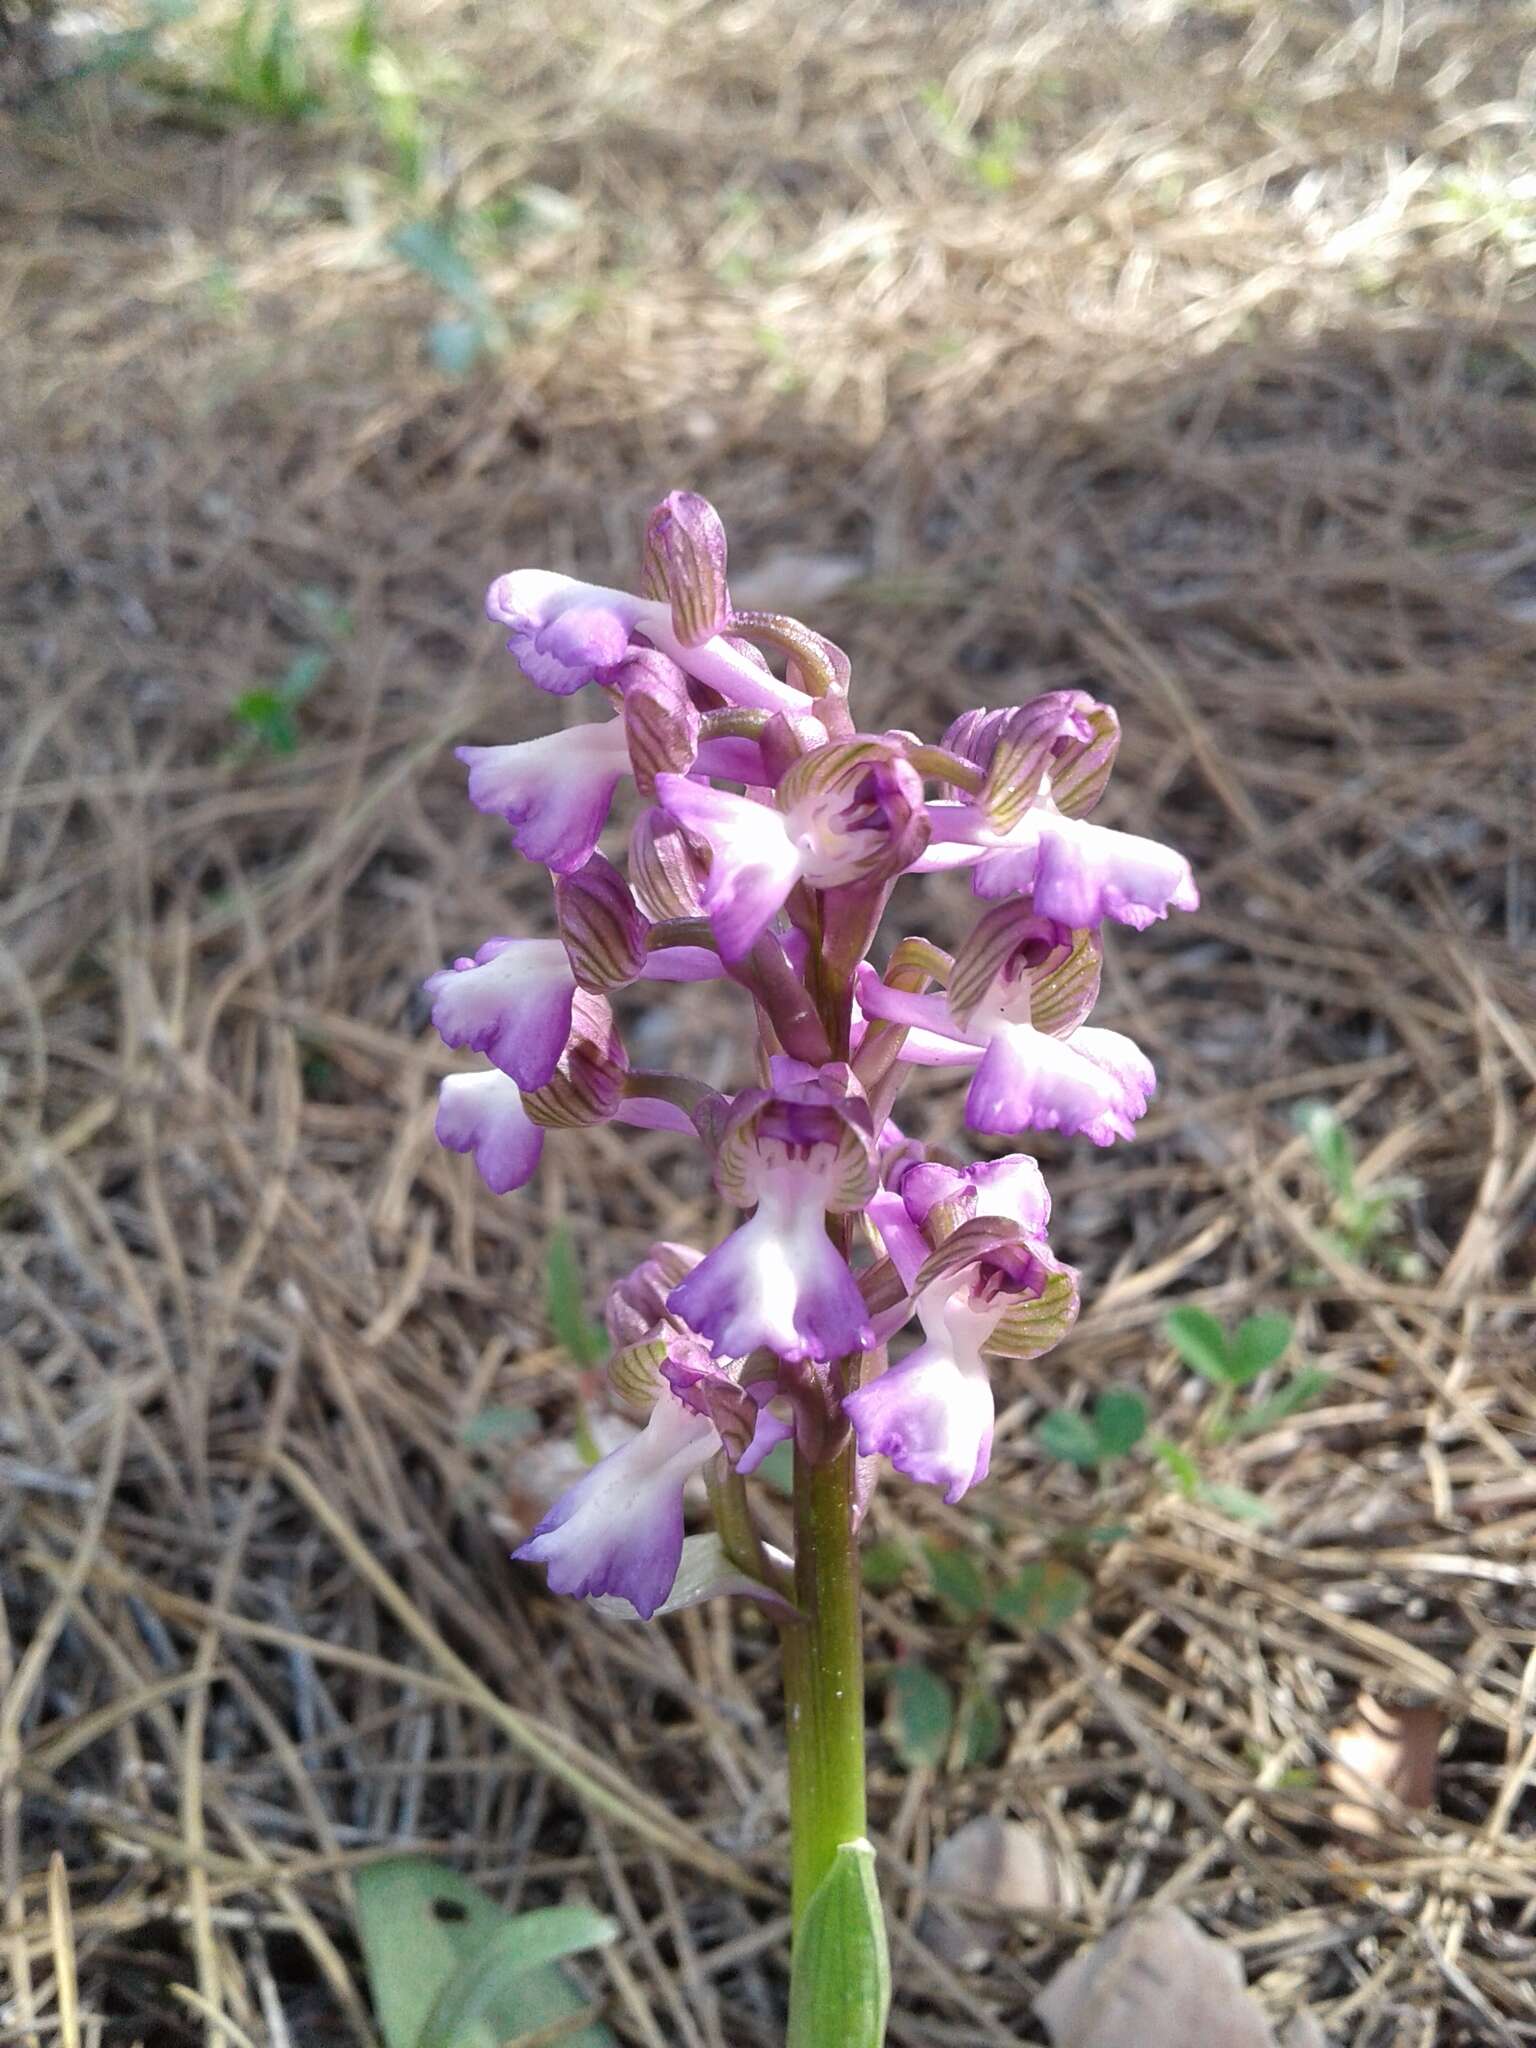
[843,1343,995,1503]
[435,1069,544,1195]
[664,1197,874,1363]
[513,1388,719,1619]
[485,571,641,695]
[423,937,575,1091]
[972,810,1200,932]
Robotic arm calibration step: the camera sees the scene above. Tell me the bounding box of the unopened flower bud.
[641,492,730,647]
[617,648,701,793]
[555,853,647,993]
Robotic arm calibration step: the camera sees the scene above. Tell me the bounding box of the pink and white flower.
[514,1386,723,1619]
[486,568,810,714]
[667,1066,878,1362]
[845,1219,1080,1502]
[435,1069,544,1194]
[933,806,1200,932]
[424,938,576,1091]
[858,913,1155,1147]
[458,718,633,874]
[919,692,1197,931]
[654,740,928,962]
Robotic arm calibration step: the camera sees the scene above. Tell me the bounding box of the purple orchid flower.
[434,1069,545,1194]
[519,1294,789,1617]
[667,1067,878,1362]
[486,567,812,714]
[513,1385,723,1619]
[653,738,929,962]
[457,716,633,874]
[845,1219,1080,1502]
[917,691,1198,930]
[424,938,576,1091]
[857,912,1155,1147]
[926,804,1200,931]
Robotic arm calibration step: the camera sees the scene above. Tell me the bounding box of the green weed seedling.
[918,83,1029,191]
[1034,1386,1148,1472]
[230,586,351,754]
[544,1226,607,1465]
[222,0,320,120]
[1295,1101,1426,1280]
[341,3,437,191]
[873,1536,1092,1776]
[1153,1305,1331,1523]
[882,1653,1006,1774]
[390,218,508,375]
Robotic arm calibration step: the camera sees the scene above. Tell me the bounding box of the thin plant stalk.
[783,1434,867,1926]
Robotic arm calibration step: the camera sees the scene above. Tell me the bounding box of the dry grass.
[3,1,1535,2041]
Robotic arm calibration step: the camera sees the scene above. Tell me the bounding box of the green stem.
[783,1435,867,1927]
[708,1461,791,1598]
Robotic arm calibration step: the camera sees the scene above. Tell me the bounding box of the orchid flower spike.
[428,489,1196,1620]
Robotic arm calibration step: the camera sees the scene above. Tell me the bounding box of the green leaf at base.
[787,1839,890,2048]
[1035,1409,1102,1468]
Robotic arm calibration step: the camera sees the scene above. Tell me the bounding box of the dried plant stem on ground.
[3,1,1535,2042]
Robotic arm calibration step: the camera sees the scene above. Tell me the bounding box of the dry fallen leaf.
[1324,1694,1443,1838]
[1036,1906,1276,2048]
[919,1815,1078,1970]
